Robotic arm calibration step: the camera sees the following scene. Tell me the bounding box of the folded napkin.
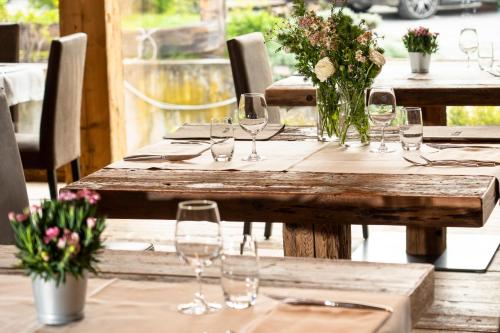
[164,123,284,141]
[242,303,391,333]
[424,126,500,142]
[426,145,500,163]
[124,141,210,161]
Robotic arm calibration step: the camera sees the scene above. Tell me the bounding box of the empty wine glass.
[238,93,268,161]
[459,28,478,67]
[367,87,397,153]
[175,200,222,315]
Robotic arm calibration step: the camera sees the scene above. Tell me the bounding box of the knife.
[264,294,393,313]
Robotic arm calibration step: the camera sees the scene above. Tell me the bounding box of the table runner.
[109,140,326,172]
[0,275,410,333]
[164,123,285,141]
[0,63,45,106]
[291,143,500,182]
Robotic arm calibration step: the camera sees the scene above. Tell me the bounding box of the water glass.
[221,235,259,309]
[399,107,423,151]
[367,87,397,153]
[478,42,494,71]
[175,200,222,315]
[210,118,235,162]
[459,28,478,68]
[238,93,268,161]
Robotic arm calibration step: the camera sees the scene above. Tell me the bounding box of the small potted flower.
[402,27,439,73]
[9,189,105,325]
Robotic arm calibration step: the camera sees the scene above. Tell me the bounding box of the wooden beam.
[59,0,126,176]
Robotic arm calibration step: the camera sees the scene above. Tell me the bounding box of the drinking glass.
[238,93,268,161]
[210,118,235,162]
[221,235,259,309]
[478,42,494,71]
[175,200,222,315]
[459,28,478,67]
[367,87,397,153]
[399,107,423,151]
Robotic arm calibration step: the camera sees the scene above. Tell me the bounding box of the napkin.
[164,123,284,140]
[124,141,210,161]
[242,303,391,333]
[425,145,500,163]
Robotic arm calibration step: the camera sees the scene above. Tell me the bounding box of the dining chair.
[227,32,282,125]
[0,93,29,244]
[227,32,282,239]
[0,23,21,132]
[16,33,87,200]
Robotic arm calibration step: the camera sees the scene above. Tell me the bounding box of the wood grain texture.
[0,245,434,327]
[64,169,497,229]
[314,223,351,259]
[406,226,447,256]
[265,61,500,107]
[421,106,447,126]
[59,0,126,176]
[283,223,314,257]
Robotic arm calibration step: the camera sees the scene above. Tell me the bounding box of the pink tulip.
[58,191,77,202]
[87,217,97,229]
[57,238,66,249]
[15,213,29,223]
[8,212,16,221]
[44,227,60,244]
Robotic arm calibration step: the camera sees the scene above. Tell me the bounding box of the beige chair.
[16,33,87,199]
[0,93,29,244]
[227,32,282,124]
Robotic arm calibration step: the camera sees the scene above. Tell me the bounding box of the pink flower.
[15,213,29,223]
[68,232,80,245]
[77,189,101,204]
[86,217,97,229]
[8,212,16,221]
[57,238,66,249]
[30,204,42,215]
[44,227,60,244]
[58,191,77,202]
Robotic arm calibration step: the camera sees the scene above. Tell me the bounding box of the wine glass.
[459,28,478,68]
[367,87,397,153]
[175,200,222,315]
[238,93,269,161]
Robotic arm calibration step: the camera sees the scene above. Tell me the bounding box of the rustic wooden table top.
[265,60,500,107]
[0,245,434,327]
[65,167,497,229]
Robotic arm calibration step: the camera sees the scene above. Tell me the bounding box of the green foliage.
[29,0,58,9]
[9,190,106,286]
[402,27,438,54]
[448,106,500,126]
[227,8,281,40]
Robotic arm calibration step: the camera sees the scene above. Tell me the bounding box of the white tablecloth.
[0,63,45,106]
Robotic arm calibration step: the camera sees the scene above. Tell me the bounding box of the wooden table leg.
[283,223,351,259]
[283,224,314,257]
[314,223,351,259]
[421,106,447,126]
[406,226,447,256]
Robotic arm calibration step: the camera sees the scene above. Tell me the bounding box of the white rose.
[314,57,335,82]
[369,48,386,67]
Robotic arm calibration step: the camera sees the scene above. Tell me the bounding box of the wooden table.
[64,132,499,269]
[0,245,434,328]
[265,60,500,126]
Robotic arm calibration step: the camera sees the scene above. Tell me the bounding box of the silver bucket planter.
[409,52,431,73]
[32,274,87,325]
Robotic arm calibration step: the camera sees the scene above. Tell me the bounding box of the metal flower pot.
[409,52,431,73]
[32,274,87,325]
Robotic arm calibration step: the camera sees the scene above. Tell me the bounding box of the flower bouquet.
[275,0,385,145]
[402,27,438,73]
[9,189,105,325]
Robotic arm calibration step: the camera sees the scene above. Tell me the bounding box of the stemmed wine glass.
[459,28,478,68]
[367,87,397,153]
[238,93,269,161]
[175,200,222,315]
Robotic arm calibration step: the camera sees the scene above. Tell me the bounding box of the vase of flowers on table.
[275,0,385,146]
[9,189,105,325]
[403,27,438,73]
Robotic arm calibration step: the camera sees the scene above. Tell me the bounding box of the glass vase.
[315,84,340,142]
[337,85,370,148]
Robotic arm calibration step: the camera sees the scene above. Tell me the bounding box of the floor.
[29,182,500,332]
